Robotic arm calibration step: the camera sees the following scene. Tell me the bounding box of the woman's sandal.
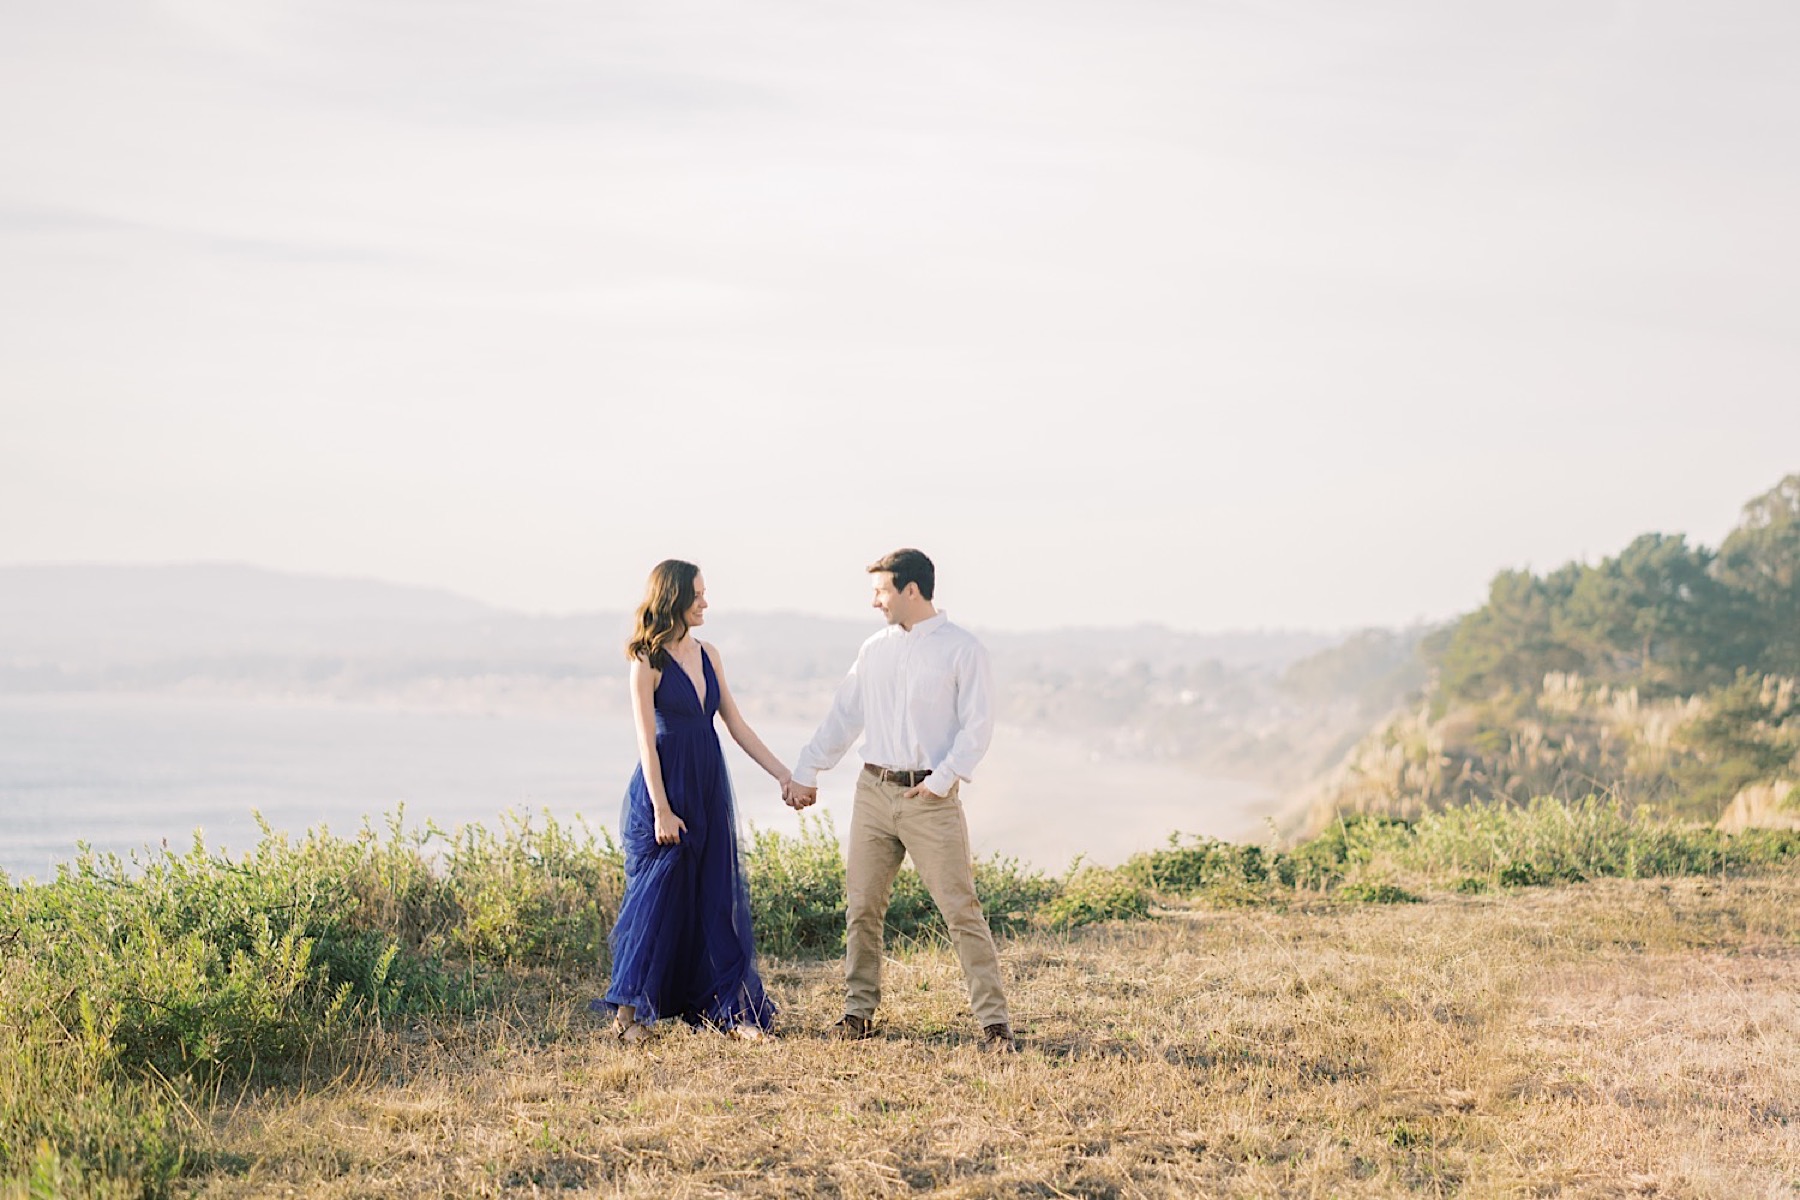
[727,1024,772,1043]
[612,1019,653,1046]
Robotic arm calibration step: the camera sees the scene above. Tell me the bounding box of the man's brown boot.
[829,1014,875,1041]
[980,1023,1017,1054]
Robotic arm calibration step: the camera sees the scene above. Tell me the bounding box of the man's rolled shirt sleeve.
[925,641,994,797]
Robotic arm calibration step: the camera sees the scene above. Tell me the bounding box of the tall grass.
[3,797,1796,1195]
[1121,795,1800,902]
[0,808,1075,1194]
[0,809,625,1197]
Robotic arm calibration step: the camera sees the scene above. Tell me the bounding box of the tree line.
[1428,474,1800,701]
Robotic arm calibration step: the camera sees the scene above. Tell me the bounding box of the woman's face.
[683,573,708,628]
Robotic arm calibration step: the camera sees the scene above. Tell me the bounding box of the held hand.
[903,783,944,800]
[653,807,687,845]
[784,781,819,809]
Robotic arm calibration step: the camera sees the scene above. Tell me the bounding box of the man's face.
[870,572,910,625]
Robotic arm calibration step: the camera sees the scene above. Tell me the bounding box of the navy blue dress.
[601,649,774,1030]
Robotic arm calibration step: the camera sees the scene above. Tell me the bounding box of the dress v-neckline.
[667,644,709,707]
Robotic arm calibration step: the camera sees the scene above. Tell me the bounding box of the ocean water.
[0,695,1271,881]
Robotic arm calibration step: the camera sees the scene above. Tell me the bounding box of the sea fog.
[0,563,1411,882]
[0,693,1270,881]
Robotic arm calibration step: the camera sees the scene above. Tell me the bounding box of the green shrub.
[1151,800,1800,906]
[743,816,1061,956]
[0,807,625,1191]
[1498,861,1546,888]
[743,816,846,958]
[12,839,348,1082]
[439,810,625,970]
[1123,834,1269,895]
[970,856,1064,935]
[880,867,938,946]
[1041,868,1150,928]
[0,1139,142,1200]
[885,854,1062,948]
[0,955,186,1197]
[1337,882,1420,904]
[1275,815,1413,890]
[1304,795,1800,890]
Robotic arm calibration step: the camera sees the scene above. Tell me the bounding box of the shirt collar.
[906,611,948,637]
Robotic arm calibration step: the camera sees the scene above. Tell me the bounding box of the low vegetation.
[3,801,1797,1197]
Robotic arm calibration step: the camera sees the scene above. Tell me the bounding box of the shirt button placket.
[890,640,904,815]
[899,638,914,770]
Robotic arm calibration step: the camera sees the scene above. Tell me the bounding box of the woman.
[599,559,788,1043]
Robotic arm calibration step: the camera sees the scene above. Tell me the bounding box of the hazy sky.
[4,0,1797,631]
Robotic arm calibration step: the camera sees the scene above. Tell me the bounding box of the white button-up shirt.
[792,611,994,798]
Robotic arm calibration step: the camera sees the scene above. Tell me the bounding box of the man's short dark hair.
[867,548,935,601]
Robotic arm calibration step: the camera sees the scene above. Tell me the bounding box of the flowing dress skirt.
[600,654,773,1029]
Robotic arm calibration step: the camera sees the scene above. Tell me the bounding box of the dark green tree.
[1436,564,1586,699]
[1564,533,1731,692]
[1714,473,1800,676]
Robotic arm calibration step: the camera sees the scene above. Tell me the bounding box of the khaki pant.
[844,770,1010,1028]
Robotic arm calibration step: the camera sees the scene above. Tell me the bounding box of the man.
[782,549,1016,1053]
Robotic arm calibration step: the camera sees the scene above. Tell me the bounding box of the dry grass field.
[180,872,1800,1199]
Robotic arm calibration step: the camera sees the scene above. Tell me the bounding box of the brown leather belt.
[863,764,932,787]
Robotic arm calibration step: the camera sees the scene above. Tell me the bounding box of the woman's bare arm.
[631,657,686,843]
[705,643,791,786]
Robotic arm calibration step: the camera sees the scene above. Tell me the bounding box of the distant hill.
[0,563,499,627]
[0,563,1343,681]
[0,563,1404,791]
[0,563,511,661]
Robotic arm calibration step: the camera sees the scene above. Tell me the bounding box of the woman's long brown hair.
[625,559,699,668]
